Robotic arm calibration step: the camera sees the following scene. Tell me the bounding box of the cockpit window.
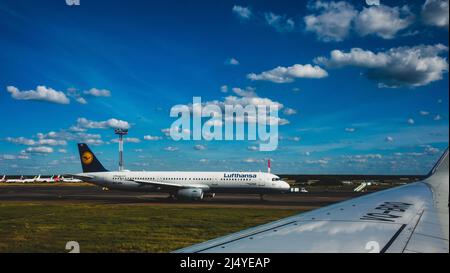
[272,177,281,181]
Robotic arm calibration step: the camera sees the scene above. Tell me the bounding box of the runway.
[0,183,366,209]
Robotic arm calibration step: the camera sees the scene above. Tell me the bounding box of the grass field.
[0,202,301,253]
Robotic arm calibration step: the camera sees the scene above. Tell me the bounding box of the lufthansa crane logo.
[82,151,94,165]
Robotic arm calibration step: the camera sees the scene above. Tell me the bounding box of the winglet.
[427,147,449,178]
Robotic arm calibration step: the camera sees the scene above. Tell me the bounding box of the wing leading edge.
[174,149,449,253]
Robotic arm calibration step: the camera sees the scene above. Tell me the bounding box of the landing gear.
[102,187,109,191]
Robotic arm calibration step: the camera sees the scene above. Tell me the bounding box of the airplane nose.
[281,182,290,191]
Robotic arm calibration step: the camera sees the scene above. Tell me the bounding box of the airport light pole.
[114,128,128,171]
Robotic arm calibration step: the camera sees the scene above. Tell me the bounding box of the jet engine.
[177,188,204,200]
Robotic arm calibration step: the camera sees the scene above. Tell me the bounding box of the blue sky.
[0,0,448,174]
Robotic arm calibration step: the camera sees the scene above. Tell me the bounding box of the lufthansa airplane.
[72,143,291,200]
[175,148,449,253]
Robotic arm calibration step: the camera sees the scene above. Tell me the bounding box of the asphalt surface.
[0,184,367,209]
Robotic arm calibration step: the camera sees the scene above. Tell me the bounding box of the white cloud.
[305,159,329,165]
[58,149,67,153]
[420,110,430,116]
[231,87,256,97]
[355,5,414,39]
[2,154,17,160]
[37,139,67,146]
[385,136,394,142]
[76,97,88,104]
[24,146,53,154]
[242,158,264,163]
[304,1,415,41]
[304,1,358,42]
[247,145,259,151]
[194,144,207,150]
[407,118,415,124]
[111,137,140,143]
[366,0,380,6]
[164,146,179,152]
[247,64,328,83]
[283,108,297,116]
[5,137,36,146]
[84,88,111,97]
[264,12,295,32]
[232,5,252,19]
[421,0,449,28]
[315,44,449,88]
[6,86,70,104]
[434,114,442,120]
[220,85,228,93]
[144,135,163,141]
[77,117,130,130]
[345,127,356,132]
[225,58,240,65]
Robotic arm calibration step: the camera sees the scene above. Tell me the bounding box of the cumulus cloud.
[5,137,66,146]
[164,146,179,152]
[420,110,430,116]
[304,1,358,42]
[283,108,297,116]
[407,118,415,124]
[144,135,163,141]
[194,144,207,150]
[84,88,111,97]
[220,85,228,93]
[77,117,130,129]
[24,146,53,154]
[242,158,264,163]
[434,114,443,120]
[304,1,415,41]
[232,5,252,19]
[345,128,356,132]
[315,44,449,88]
[354,5,414,39]
[264,12,295,32]
[111,138,140,143]
[225,58,239,65]
[421,0,449,28]
[247,145,259,151]
[76,97,88,104]
[385,136,394,142]
[5,137,36,146]
[6,86,70,104]
[178,88,290,126]
[247,64,328,83]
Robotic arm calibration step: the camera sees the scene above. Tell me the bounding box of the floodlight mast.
[114,128,128,171]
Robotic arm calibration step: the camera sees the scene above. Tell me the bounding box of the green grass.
[0,202,301,253]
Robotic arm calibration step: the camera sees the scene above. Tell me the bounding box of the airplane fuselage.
[79,171,290,194]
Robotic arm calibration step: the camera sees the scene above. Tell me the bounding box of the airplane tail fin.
[427,148,449,178]
[78,143,108,173]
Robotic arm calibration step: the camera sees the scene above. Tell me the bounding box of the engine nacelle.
[177,188,203,200]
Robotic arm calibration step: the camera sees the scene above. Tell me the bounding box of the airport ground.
[0,181,404,253]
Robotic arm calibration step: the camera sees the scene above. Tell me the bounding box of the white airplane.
[175,148,449,253]
[6,175,24,183]
[71,143,290,200]
[34,175,54,183]
[22,175,38,183]
[61,176,82,183]
[0,175,6,183]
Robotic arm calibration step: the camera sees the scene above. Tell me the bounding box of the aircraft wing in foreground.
[175,149,449,253]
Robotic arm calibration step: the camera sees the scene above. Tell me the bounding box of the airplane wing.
[130,179,209,191]
[174,149,449,253]
[64,174,95,181]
